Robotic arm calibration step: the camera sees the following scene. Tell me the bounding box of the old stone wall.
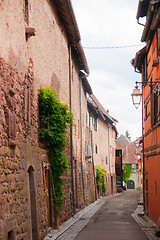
[0,58,48,239]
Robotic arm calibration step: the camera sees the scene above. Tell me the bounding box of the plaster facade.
[87,95,117,196]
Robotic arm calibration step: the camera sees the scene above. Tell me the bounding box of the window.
[136,164,138,170]
[151,84,160,126]
[95,144,98,154]
[154,88,158,124]
[86,112,89,128]
[93,116,98,131]
[89,116,92,131]
[87,145,92,162]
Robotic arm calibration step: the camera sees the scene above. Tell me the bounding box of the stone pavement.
[44,195,113,240]
[44,192,160,240]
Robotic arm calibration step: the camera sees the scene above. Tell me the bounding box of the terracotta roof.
[132,46,146,72]
[89,94,118,123]
[116,135,130,146]
[87,94,118,135]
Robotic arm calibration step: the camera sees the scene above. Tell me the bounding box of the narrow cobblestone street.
[57,191,148,240]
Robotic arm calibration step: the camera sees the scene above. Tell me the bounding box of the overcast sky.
[71,0,145,142]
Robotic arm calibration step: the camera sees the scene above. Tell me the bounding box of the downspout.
[108,125,112,192]
[69,45,76,214]
[79,77,87,205]
[91,130,97,200]
[108,125,111,173]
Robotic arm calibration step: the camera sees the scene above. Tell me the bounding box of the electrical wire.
[84,44,145,49]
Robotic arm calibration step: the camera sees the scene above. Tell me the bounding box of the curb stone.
[132,194,159,240]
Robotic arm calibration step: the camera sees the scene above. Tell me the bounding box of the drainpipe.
[91,130,97,200]
[108,125,111,192]
[69,45,76,214]
[108,125,111,172]
[79,77,87,205]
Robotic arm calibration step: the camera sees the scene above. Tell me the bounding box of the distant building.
[87,94,118,196]
[116,135,142,190]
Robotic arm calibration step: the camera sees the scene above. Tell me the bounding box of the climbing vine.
[39,87,73,218]
[96,165,106,195]
[123,164,132,184]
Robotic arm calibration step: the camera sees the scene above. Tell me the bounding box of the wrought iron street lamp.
[131,84,142,109]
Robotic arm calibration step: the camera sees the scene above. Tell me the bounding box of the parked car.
[123,181,126,191]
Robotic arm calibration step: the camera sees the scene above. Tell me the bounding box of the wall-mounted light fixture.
[131,80,160,109]
[131,84,142,109]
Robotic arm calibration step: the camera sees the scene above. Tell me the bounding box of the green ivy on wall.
[39,87,74,227]
[123,164,132,184]
[96,165,106,195]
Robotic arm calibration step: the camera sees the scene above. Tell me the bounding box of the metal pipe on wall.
[79,77,87,205]
[91,130,97,200]
[69,45,76,214]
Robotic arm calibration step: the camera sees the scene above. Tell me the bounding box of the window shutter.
[87,145,92,162]
[96,118,98,131]
[90,116,92,131]
[94,117,97,131]
[151,91,154,127]
[86,112,89,128]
